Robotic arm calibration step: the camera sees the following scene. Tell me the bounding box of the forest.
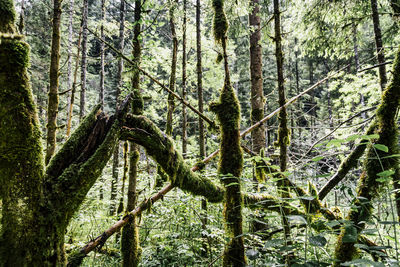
[1,0,400,265]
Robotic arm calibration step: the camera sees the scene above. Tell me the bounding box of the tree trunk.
[66,0,75,138]
[210,0,246,265]
[196,0,208,256]
[370,0,388,91]
[274,0,294,264]
[99,0,105,108]
[166,0,178,136]
[110,0,126,216]
[80,0,88,121]
[182,0,187,158]
[121,0,143,264]
[18,0,24,33]
[45,0,62,164]
[66,27,82,137]
[334,45,400,265]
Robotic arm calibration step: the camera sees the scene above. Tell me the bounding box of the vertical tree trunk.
[66,0,74,138]
[18,0,24,33]
[45,0,62,164]
[182,0,187,158]
[99,0,105,108]
[210,0,245,265]
[66,28,82,137]
[121,0,143,264]
[249,0,265,182]
[274,0,293,264]
[370,0,388,90]
[197,0,208,255]
[166,0,178,136]
[80,0,88,121]
[110,0,126,216]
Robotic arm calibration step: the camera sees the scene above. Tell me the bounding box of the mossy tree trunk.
[121,0,143,264]
[0,3,127,264]
[45,0,62,164]
[334,45,400,265]
[210,0,246,265]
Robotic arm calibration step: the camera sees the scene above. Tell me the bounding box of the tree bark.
[80,0,88,121]
[166,0,178,136]
[334,45,400,265]
[197,0,205,159]
[274,0,294,263]
[371,0,388,91]
[210,0,246,265]
[110,0,126,216]
[66,0,75,138]
[45,0,62,164]
[99,0,105,108]
[121,0,143,264]
[182,0,187,158]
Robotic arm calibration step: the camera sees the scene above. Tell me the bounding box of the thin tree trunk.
[45,0,62,164]
[274,0,294,264]
[166,0,178,136]
[121,0,143,264]
[370,0,388,90]
[18,0,24,33]
[197,0,208,256]
[98,0,106,201]
[99,0,105,108]
[80,0,88,121]
[66,28,82,137]
[182,0,187,158]
[66,0,75,138]
[110,0,126,216]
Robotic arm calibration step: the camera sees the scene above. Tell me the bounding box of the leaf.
[342,224,358,243]
[299,195,315,201]
[379,221,400,225]
[287,215,307,224]
[309,235,327,247]
[264,239,284,248]
[373,144,388,153]
[326,220,340,228]
[342,259,385,267]
[377,170,395,177]
[246,249,259,260]
[311,156,324,162]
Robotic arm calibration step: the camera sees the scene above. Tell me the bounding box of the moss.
[67,250,85,267]
[121,215,142,267]
[122,115,225,203]
[0,36,47,265]
[334,45,400,264]
[212,0,228,44]
[0,0,16,33]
